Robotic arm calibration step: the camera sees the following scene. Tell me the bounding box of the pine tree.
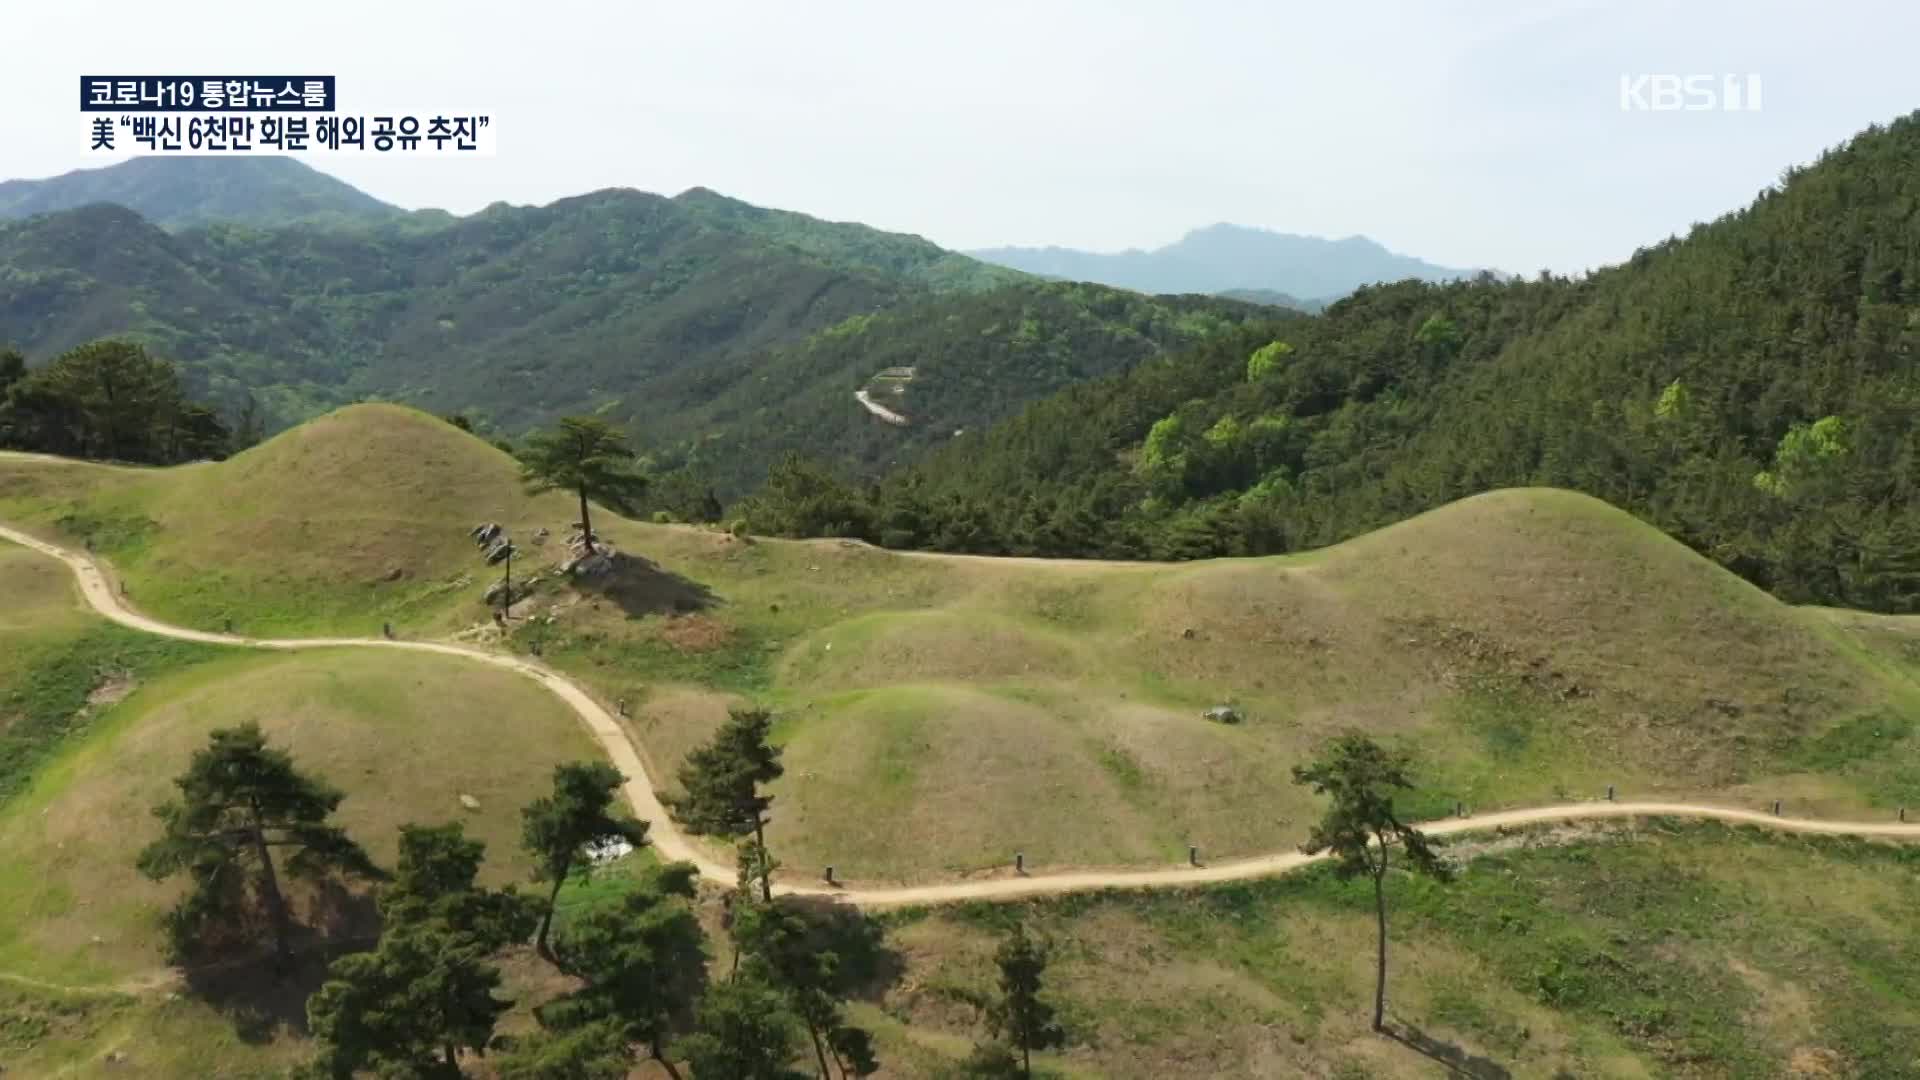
[986,923,1064,1078]
[518,416,648,549]
[539,862,707,1078]
[521,762,650,957]
[667,706,785,901]
[306,822,539,1077]
[1291,731,1450,1031]
[136,722,378,963]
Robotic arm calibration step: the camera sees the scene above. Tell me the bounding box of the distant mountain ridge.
[0,160,1251,494]
[0,156,403,230]
[970,223,1487,302]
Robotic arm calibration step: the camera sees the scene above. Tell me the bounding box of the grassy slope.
[874,821,1920,1079]
[0,538,606,1075]
[0,405,579,635]
[10,409,1920,1075]
[6,406,1920,886]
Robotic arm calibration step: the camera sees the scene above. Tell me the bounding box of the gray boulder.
[565,550,614,578]
[1203,705,1243,725]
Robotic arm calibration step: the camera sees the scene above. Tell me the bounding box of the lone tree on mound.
[1291,731,1449,1032]
[521,761,650,958]
[986,923,1064,1079]
[666,706,784,901]
[518,416,649,550]
[136,722,380,964]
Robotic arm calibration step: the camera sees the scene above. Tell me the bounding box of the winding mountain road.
[5,517,1920,909]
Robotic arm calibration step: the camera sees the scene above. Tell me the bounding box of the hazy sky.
[6,0,1917,273]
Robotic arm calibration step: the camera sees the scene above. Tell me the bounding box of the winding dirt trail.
[6,518,1920,911]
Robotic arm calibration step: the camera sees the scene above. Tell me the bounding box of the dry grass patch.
[778,610,1089,691]
[0,544,84,634]
[626,684,746,788]
[769,685,1163,881]
[1318,490,1872,754]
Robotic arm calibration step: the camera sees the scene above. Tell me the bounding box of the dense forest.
[644,282,1265,496]
[0,340,243,464]
[739,112,1920,613]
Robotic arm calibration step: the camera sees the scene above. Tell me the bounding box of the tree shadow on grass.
[779,894,907,1002]
[1381,1020,1514,1080]
[571,552,719,619]
[178,883,381,1044]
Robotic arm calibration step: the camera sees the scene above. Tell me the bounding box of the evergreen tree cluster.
[139,719,896,1078]
[0,339,248,463]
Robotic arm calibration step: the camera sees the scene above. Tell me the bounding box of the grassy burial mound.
[0,404,579,635]
[0,643,598,986]
[7,405,1920,884]
[0,538,608,1074]
[548,488,1920,883]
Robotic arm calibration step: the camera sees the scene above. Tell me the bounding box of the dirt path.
[6,518,1920,911]
[854,388,910,426]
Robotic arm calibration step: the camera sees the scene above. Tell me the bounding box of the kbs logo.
[1619,74,1762,112]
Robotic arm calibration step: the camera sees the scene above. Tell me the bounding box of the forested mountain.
[1,164,1256,491]
[748,112,1920,613]
[0,156,403,230]
[971,223,1483,302]
[672,187,1024,292]
[646,282,1265,496]
[0,182,1029,432]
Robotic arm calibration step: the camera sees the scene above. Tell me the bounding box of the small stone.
[459,794,481,810]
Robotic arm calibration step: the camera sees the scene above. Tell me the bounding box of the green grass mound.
[0,404,573,634]
[0,646,599,986]
[10,408,1920,881]
[777,610,1089,690]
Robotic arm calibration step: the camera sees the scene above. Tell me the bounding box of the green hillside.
[878,821,1920,1078]
[0,156,401,230]
[0,535,610,1076]
[9,406,1920,883]
[673,186,1025,292]
[793,111,1920,613]
[0,170,1263,491]
[7,407,1920,1076]
[0,190,911,429]
[650,281,1268,494]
